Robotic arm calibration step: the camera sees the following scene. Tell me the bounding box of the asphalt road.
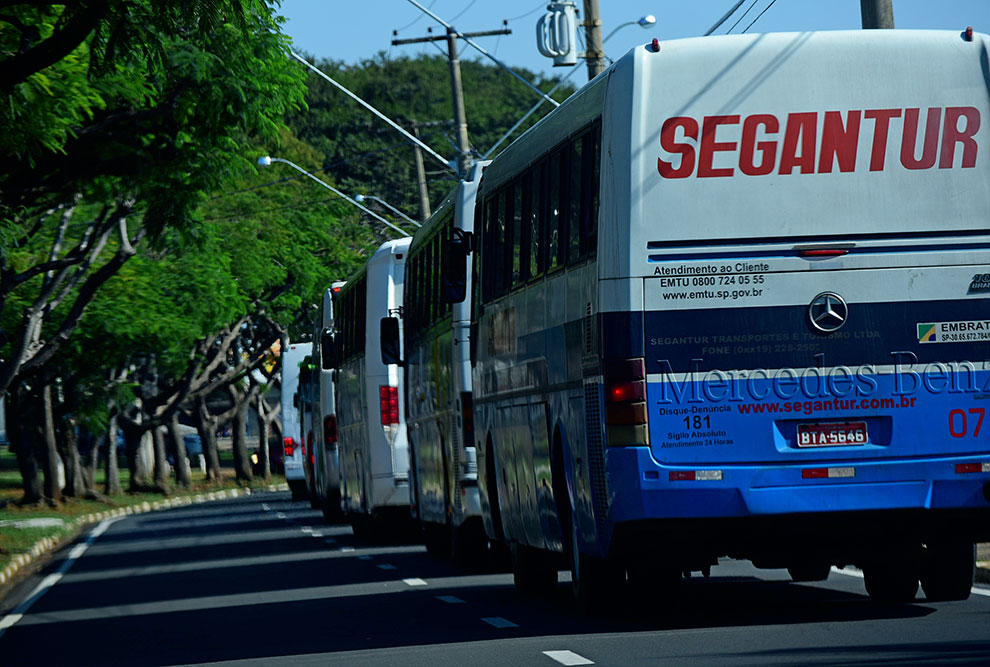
[1,491,988,666]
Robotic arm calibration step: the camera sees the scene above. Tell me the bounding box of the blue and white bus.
[471,30,990,604]
[387,163,489,564]
[311,282,345,522]
[333,238,412,536]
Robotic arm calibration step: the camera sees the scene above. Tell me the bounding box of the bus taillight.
[283,437,295,457]
[380,385,400,425]
[604,358,649,447]
[324,415,338,446]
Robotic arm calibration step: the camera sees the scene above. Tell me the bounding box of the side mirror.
[320,328,337,370]
[380,316,402,366]
[442,229,473,304]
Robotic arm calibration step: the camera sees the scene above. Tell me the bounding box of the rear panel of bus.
[601,31,990,552]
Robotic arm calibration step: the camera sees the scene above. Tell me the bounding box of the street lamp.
[604,15,656,44]
[353,194,422,228]
[485,15,656,159]
[257,156,410,237]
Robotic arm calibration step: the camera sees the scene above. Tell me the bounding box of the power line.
[450,0,477,22]
[504,1,545,22]
[393,0,437,32]
[705,0,747,36]
[743,0,779,34]
[726,0,761,34]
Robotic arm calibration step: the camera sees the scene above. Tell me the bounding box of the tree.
[0,1,308,404]
[284,53,574,227]
[1,0,307,502]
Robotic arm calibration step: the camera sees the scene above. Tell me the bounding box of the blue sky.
[278,1,990,82]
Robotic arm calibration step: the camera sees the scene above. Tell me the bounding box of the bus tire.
[920,542,975,602]
[570,512,622,611]
[864,560,919,603]
[510,542,557,595]
[423,521,449,558]
[321,489,342,523]
[787,562,831,582]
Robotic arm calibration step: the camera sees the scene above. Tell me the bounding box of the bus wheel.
[321,489,342,524]
[787,562,831,583]
[863,559,919,602]
[423,521,450,558]
[510,542,557,595]
[570,513,622,610]
[920,542,975,602]
[451,518,487,570]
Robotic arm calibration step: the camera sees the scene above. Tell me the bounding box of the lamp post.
[603,15,656,44]
[484,15,655,159]
[353,194,422,228]
[257,156,410,237]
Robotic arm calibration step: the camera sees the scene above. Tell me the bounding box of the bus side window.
[482,195,495,304]
[530,160,545,281]
[498,188,512,296]
[583,122,601,257]
[512,180,522,288]
[547,149,562,273]
[568,135,582,264]
[519,173,532,283]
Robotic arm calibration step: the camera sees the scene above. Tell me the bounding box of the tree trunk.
[152,426,169,492]
[104,414,121,496]
[10,392,43,503]
[78,425,98,494]
[256,394,271,481]
[232,398,252,482]
[122,419,150,491]
[60,415,86,498]
[169,413,191,487]
[41,384,63,502]
[196,397,221,481]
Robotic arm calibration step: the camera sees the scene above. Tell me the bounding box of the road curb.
[0,483,288,588]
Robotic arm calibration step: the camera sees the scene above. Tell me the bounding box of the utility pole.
[582,0,606,80]
[860,0,894,29]
[393,25,511,177]
[409,120,432,221]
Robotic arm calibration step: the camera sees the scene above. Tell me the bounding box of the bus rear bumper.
[605,447,990,534]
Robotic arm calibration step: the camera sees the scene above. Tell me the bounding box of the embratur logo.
[918,323,937,343]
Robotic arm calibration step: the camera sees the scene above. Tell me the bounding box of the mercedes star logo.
[808,292,848,333]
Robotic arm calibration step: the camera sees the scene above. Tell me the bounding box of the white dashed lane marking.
[543,650,594,665]
[403,578,427,586]
[482,617,518,628]
[377,564,397,571]
[436,595,464,604]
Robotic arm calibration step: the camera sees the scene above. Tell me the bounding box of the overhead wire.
[743,0,779,34]
[725,0,761,34]
[449,0,477,22]
[393,0,437,32]
[504,1,545,22]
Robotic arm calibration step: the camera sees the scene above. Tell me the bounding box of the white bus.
[472,30,990,605]
[280,341,312,501]
[311,282,345,522]
[382,163,489,564]
[332,238,412,536]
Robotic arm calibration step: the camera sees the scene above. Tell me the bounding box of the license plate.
[796,421,868,447]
